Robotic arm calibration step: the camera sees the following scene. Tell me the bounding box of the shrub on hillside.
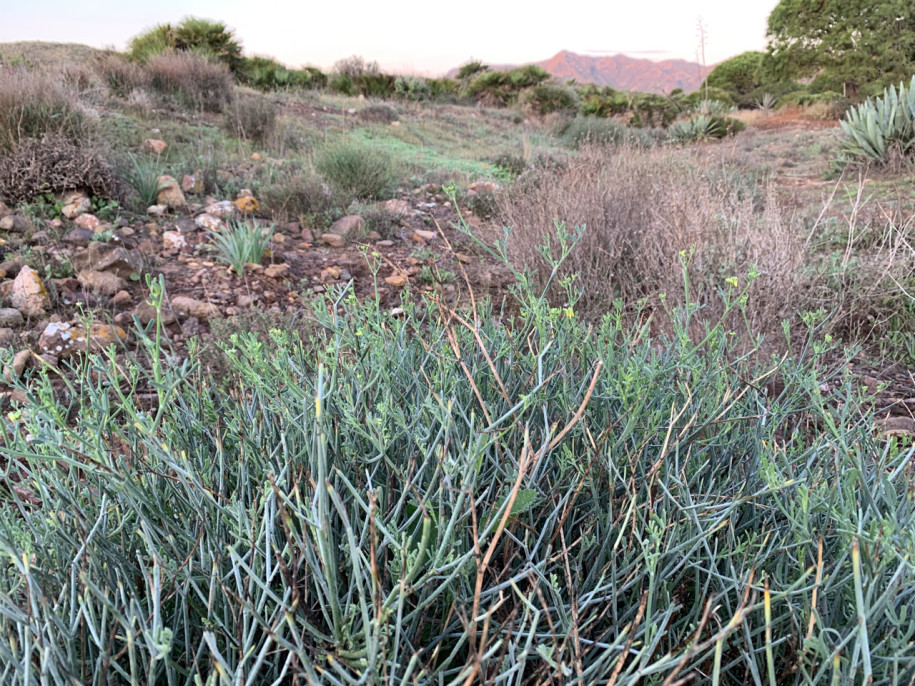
[394,75,431,101]
[519,83,579,115]
[223,95,277,144]
[315,139,400,200]
[145,51,234,112]
[0,68,87,154]
[259,171,345,227]
[0,135,116,205]
[128,17,243,73]
[560,116,658,148]
[95,52,149,98]
[497,145,801,330]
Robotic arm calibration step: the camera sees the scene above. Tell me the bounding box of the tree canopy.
[766,0,915,97]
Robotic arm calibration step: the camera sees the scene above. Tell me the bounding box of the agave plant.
[754,92,777,115]
[693,98,735,116]
[668,114,721,144]
[839,75,915,163]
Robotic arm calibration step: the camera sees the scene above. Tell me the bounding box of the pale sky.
[0,0,779,74]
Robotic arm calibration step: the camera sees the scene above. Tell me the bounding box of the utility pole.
[697,16,708,100]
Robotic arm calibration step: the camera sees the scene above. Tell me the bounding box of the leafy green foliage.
[839,76,915,163]
[128,17,243,73]
[520,82,580,115]
[208,219,273,274]
[315,139,400,200]
[394,74,431,101]
[766,0,915,98]
[1,229,913,682]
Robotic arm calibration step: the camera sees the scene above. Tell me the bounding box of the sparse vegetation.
[315,138,400,201]
[208,219,273,274]
[1,13,915,685]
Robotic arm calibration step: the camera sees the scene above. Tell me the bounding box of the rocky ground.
[0,143,511,407]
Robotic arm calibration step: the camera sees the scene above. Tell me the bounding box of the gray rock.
[328,215,366,237]
[0,215,31,233]
[72,243,142,279]
[63,228,95,246]
[0,308,24,328]
[0,328,15,347]
[77,270,129,296]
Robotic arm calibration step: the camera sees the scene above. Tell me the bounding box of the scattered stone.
[162,231,188,250]
[238,188,254,198]
[195,213,224,231]
[301,227,314,243]
[134,300,175,325]
[74,214,101,231]
[877,416,915,437]
[0,328,15,347]
[381,199,411,215]
[63,228,95,246]
[376,240,394,248]
[319,266,341,282]
[112,290,132,307]
[236,294,255,307]
[11,266,50,317]
[389,307,405,316]
[456,253,473,264]
[468,181,501,194]
[72,243,142,279]
[329,215,365,237]
[413,229,438,241]
[385,274,408,288]
[147,204,168,217]
[264,263,290,279]
[0,215,31,233]
[0,308,24,328]
[4,349,31,381]
[322,233,346,248]
[251,153,263,161]
[204,200,236,218]
[174,217,196,233]
[171,296,219,319]
[28,231,50,245]
[0,201,10,219]
[38,322,127,358]
[181,174,204,194]
[271,233,286,244]
[60,190,92,219]
[77,270,128,296]
[156,175,186,209]
[142,138,167,155]
[233,196,259,213]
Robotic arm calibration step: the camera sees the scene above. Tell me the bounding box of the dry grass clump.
[223,94,277,144]
[498,144,804,334]
[0,135,117,205]
[95,52,149,98]
[0,67,87,154]
[144,51,234,112]
[259,171,345,228]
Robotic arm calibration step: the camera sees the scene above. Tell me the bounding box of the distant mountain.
[449,50,713,95]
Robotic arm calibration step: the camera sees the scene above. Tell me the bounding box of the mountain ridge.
[450,49,714,95]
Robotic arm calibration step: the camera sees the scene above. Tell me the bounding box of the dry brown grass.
[496,143,915,349]
[498,145,805,334]
[144,51,233,112]
[0,67,87,153]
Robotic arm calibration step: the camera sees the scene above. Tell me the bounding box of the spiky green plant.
[668,113,721,143]
[119,152,166,211]
[208,219,273,274]
[0,215,914,684]
[839,75,915,163]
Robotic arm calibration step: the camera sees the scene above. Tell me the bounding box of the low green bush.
[1,233,912,682]
[519,82,580,115]
[315,139,400,200]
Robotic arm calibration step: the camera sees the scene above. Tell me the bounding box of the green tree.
[704,51,764,99]
[766,0,915,98]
